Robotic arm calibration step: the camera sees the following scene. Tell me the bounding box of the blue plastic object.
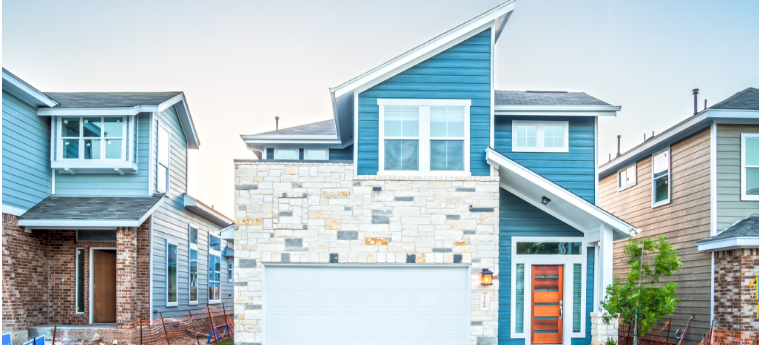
[2,333,11,345]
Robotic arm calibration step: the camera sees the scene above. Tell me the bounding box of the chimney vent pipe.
[693,88,699,115]
[275,116,280,131]
[616,135,622,157]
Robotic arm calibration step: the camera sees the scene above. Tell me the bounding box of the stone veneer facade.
[233,161,501,345]
[713,249,759,333]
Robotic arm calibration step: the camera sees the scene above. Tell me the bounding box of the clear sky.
[4,0,758,217]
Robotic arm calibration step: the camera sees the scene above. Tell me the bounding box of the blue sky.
[4,0,758,216]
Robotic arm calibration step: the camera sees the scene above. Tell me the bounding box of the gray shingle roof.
[709,87,759,110]
[495,90,611,106]
[20,195,163,220]
[698,215,759,244]
[255,119,336,136]
[44,92,182,108]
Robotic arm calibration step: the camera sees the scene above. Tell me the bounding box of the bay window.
[511,121,569,152]
[652,148,671,207]
[378,99,470,175]
[59,116,126,160]
[742,133,759,200]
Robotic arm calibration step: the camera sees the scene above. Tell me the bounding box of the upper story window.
[275,149,297,160]
[208,233,222,304]
[618,163,637,191]
[377,99,471,176]
[742,133,759,201]
[305,149,328,160]
[652,148,670,207]
[60,116,126,160]
[512,121,569,153]
[157,126,170,193]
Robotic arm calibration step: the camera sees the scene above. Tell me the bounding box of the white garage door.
[264,265,470,345]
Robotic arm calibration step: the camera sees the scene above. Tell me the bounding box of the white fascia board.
[599,109,759,178]
[2,69,59,107]
[220,224,238,241]
[495,105,620,117]
[486,147,637,237]
[330,0,516,98]
[38,106,158,116]
[19,219,145,227]
[167,95,200,150]
[183,194,234,226]
[697,237,759,251]
[2,204,28,217]
[242,134,339,140]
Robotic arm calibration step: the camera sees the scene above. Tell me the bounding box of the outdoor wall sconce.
[481,268,493,285]
[541,196,551,205]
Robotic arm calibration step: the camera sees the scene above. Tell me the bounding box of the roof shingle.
[45,92,182,108]
[495,90,611,106]
[709,87,759,110]
[255,119,336,136]
[699,215,759,243]
[20,195,164,220]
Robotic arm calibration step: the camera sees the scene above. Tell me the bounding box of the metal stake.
[51,324,57,345]
[139,313,143,345]
[159,312,170,345]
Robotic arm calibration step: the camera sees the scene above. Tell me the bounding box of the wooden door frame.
[89,247,117,324]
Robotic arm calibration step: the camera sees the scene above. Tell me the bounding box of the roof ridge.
[253,118,335,136]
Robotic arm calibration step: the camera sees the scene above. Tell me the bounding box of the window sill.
[378,170,471,177]
[208,301,221,305]
[189,301,198,306]
[617,184,636,192]
[741,194,759,201]
[166,302,178,307]
[52,160,138,174]
[651,200,671,208]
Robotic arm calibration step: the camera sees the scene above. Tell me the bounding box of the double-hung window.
[652,148,671,207]
[618,164,637,191]
[189,225,199,305]
[742,133,759,200]
[166,239,178,307]
[60,117,126,160]
[208,234,222,304]
[157,126,170,193]
[378,99,470,175]
[512,121,569,152]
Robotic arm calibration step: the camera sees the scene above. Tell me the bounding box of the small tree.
[601,233,682,343]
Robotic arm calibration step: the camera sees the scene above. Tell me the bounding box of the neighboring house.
[233,2,635,345]
[598,87,759,343]
[1,69,235,343]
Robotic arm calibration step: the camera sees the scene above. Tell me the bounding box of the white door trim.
[89,247,117,324]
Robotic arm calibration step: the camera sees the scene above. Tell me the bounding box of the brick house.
[232,2,636,344]
[598,87,759,343]
[1,69,235,344]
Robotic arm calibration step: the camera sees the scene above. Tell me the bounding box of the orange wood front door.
[93,250,117,323]
[531,265,563,344]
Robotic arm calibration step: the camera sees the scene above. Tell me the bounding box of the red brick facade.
[2,214,151,330]
[713,249,759,333]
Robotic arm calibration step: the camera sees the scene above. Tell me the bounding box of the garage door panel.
[391,291,416,308]
[270,291,292,308]
[343,291,365,308]
[292,291,316,309]
[315,291,341,308]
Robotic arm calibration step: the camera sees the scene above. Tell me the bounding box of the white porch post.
[598,223,614,307]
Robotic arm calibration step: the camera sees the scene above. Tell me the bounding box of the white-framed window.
[511,121,569,153]
[76,247,85,314]
[189,225,199,305]
[617,163,637,191]
[228,258,234,283]
[377,99,471,176]
[166,239,178,307]
[651,148,671,207]
[274,148,298,160]
[742,133,759,200]
[208,234,222,304]
[59,116,127,160]
[157,125,170,193]
[305,149,328,160]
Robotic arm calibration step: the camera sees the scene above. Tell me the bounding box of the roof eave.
[2,69,59,108]
[697,236,759,251]
[183,194,234,227]
[18,196,164,229]
[494,105,621,116]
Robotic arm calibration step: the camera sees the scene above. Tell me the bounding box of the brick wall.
[233,162,501,344]
[714,249,759,333]
[1,214,151,330]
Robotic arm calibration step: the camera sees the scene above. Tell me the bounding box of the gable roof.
[18,195,164,228]
[697,215,759,251]
[495,91,611,106]
[2,68,59,107]
[254,119,336,136]
[45,92,182,108]
[709,87,759,110]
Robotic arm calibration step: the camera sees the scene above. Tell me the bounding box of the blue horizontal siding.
[357,29,492,176]
[494,116,596,203]
[2,91,52,211]
[329,145,353,160]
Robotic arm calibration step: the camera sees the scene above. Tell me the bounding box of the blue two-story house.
[233,2,635,345]
[1,69,235,343]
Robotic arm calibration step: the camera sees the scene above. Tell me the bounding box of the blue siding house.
[236,2,635,345]
[1,69,235,342]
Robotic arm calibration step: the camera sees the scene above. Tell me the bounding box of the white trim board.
[89,246,117,324]
[740,133,759,201]
[2,204,28,216]
[698,237,759,251]
[2,69,59,107]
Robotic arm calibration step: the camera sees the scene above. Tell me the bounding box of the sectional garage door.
[264,265,470,345]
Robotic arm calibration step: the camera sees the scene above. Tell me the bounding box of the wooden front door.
[93,250,117,323]
[531,265,563,344]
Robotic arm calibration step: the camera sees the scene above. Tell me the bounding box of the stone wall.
[233,161,501,345]
[714,249,759,333]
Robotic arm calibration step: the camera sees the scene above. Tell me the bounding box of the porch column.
[116,227,137,327]
[597,223,614,308]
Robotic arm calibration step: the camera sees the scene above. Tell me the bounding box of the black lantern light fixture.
[481,268,493,285]
[541,196,551,205]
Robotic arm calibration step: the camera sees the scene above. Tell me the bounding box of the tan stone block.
[325,219,342,230]
[308,211,333,219]
[416,253,426,263]
[366,238,389,246]
[473,200,499,208]
[286,167,298,175]
[455,240,467,246]
[450,220,476,230]
[237,218,263,226]
[321,189,350,199]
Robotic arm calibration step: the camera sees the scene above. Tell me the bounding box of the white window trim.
[617,163,637,192]
[166,239,179,307]
[274,148,299,160]
[651,147,671,208]
[511,120,570,153]
[75,247,85,314]
[510,236,588,342]
[56,116,129,161]
[228,258,234,283]
[157,123,170,194]
[741,133,759,201]
[304,148,329,160]
[208,233,222,304]
[189,224,199,305]
[377,99,471,176]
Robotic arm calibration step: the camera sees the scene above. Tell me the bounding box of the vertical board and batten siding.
[54,113,151,196]
[357,29,492,176]
[151,106,233,317]
[2,91,52,211]
[494,116,597,203]
[598,128,711,345]
[716,124,759,231]
[498,189,586,345]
